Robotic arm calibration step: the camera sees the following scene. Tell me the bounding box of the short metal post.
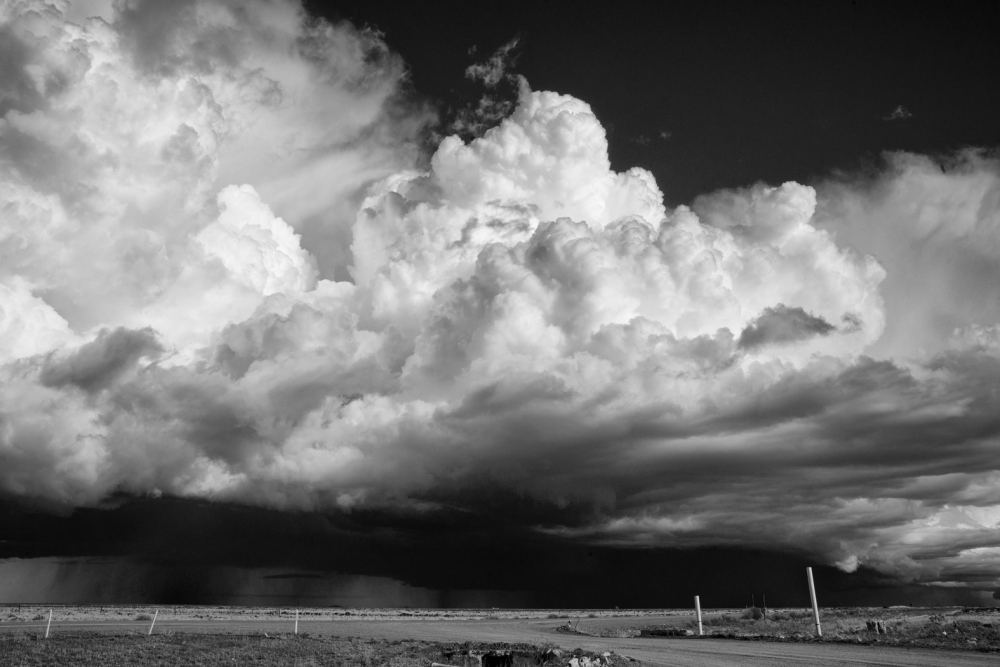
[295,609,299,634]
[694,596,703,636]
[148,609,158,635]
[45,609,52,638]
[806,567,822,637]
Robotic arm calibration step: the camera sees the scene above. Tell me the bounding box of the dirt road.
[2,616,995,666]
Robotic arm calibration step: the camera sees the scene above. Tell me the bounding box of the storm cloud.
[2,0,1000,604]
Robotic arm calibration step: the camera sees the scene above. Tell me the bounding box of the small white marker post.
[148,609,158,635]
[45,609,52,639]
[806,567,822,637]
[694,596,703,636]
[295,609,299,635]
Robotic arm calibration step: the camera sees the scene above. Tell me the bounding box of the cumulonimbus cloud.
[3,0,1000,599]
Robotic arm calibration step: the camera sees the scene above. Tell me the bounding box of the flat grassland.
[1,605,674,624]
[3,606,1000,666]
[0,632,628,667]
[0,607,653,667]
[4,633,428,667]
[575,606,1000,652]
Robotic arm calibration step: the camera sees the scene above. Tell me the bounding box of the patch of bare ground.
[581,607,1000,653]
[0,632,637,667]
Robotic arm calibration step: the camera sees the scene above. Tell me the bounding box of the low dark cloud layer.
[1,0,1000,606]
[2,498,986,607]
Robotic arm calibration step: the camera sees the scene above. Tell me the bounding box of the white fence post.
[806,567,822,637]
[295,609,299,634]
[45,609,52,639]
[148,609,158,635]
[694,596,703,636]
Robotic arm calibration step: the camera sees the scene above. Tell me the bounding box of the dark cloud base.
[0,496,986,608]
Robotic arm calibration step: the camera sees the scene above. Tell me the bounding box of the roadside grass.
[0,632,631,667]
[624,608,1000,652]
[687,610,862,637]
[572,607,1000,653]
[0,633,435,667]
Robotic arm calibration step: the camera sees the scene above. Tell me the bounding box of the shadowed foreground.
[2,615,999,667]
[0,633,627,667]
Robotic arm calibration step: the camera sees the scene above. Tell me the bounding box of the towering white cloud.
[814,151,1000,360]
[432,91,666,227]
[0,0,423,344]
[3,0,1000,601]
[0,277,76,363]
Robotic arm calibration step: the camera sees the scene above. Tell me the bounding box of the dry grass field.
[4,606,1000,666]
[0,605,673,624]
[0,632,631,667]
[577,606,1000,652]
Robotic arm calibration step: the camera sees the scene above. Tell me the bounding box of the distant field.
[576,606,1000,652]
[0,604,687,624]
[3,606,999,666]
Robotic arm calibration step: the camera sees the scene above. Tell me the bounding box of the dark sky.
[2,0,1000,609]
[314,0,1000,204]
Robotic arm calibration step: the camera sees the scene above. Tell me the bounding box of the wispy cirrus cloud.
[452,35,525,138]
[883,104,913,121]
